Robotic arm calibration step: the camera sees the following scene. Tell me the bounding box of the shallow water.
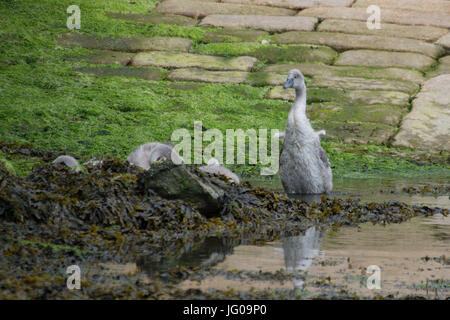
[98,177,450,298]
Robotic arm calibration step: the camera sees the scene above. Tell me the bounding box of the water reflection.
[283,227,325,290]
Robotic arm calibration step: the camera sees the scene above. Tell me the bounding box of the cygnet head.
[206,157,220,166]
[283,69,305,91]
[53,155,79,168]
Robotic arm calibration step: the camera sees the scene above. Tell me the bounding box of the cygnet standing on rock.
[127,142,184,170]
[279,69,333,194]
[199,158,240,184]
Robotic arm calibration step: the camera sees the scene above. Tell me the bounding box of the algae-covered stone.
[139,162,225,217]
[105,12,198,26]
[131,51,258,71]
[261,63,424,84]
[70,50,135,65]
[312,120,396,144]
[427,55,450,77]
[297,7,450,28]
[200,15,317,32]
[222,0,354,8]
[307,103,404,126]
[154,0,296,18]
[310,76,419,94]
[244,72,286,86]
[252,45,337,64]
[393,74,450,151]
[167,68,248,83]
[267,86,410,107]
[335,50,435,71]
[203,29,268,43]
[57,33,192,52]
[273,31,444,58]
[317,19,448,42]
[74,66,165,81]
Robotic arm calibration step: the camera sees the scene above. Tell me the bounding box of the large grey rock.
[200,14,317,32]
[222,0,353,8]
[167,68,249,83]
[139,162,226,218]
[267,86,410,107]
[154,0,296,18]
[335,50,435,71]
[131,51,258,71]
[273,31,444,58]
[353,0,450,14]
[317,19,448,42]
[261,63,424,84]
[297,7,450,28]
[57,33,192,52]
[106,12,198,26]
[393,74,450,151]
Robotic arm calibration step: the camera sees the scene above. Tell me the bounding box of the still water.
[101,177,450,298]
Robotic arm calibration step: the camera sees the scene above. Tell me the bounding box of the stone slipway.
[221,0,354,9]
[154,0,297,18]
[335,50,435,71]
[57,33,192,52]
[267,86,410,107]
[131,51,258,71]
[199,15,317,32]
[317,19,448,42]
[393,74,450,151]
[261,63,424,84]
[273,31,444,58]
[297,7,450,28]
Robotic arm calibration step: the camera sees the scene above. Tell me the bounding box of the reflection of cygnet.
[199,158,240,184]
[127,142,184,170]
[53,155,80,168]
[283,227,323,291]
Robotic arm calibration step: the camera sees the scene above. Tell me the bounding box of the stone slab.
[154,0,296,18]
[105,12,198,26]
[308,103,404,126]
[251,45,337,64]
[267,86,410,107]
[203,29,268,43]
[393,74,450,151]
[74,66,165,81]
[261,63,424,84]
[309,76,419,94]
[222,0,354,9]
[436,33,450,50]
[200,14,317,32]
[167,68,248,83]
[131,51,258,71]
[297,7,450,28]
[70,50,134,65]
[335,50,435,72]
[57,33,192,52]
[273,31,444,58]
[317,19,448,42]
[353,0,450,14]
[312,120,396,144]
[427,55,450,77]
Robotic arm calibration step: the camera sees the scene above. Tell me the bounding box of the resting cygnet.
[53,155,82,171]
[127,142,184,170]
[199,158,240,184]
